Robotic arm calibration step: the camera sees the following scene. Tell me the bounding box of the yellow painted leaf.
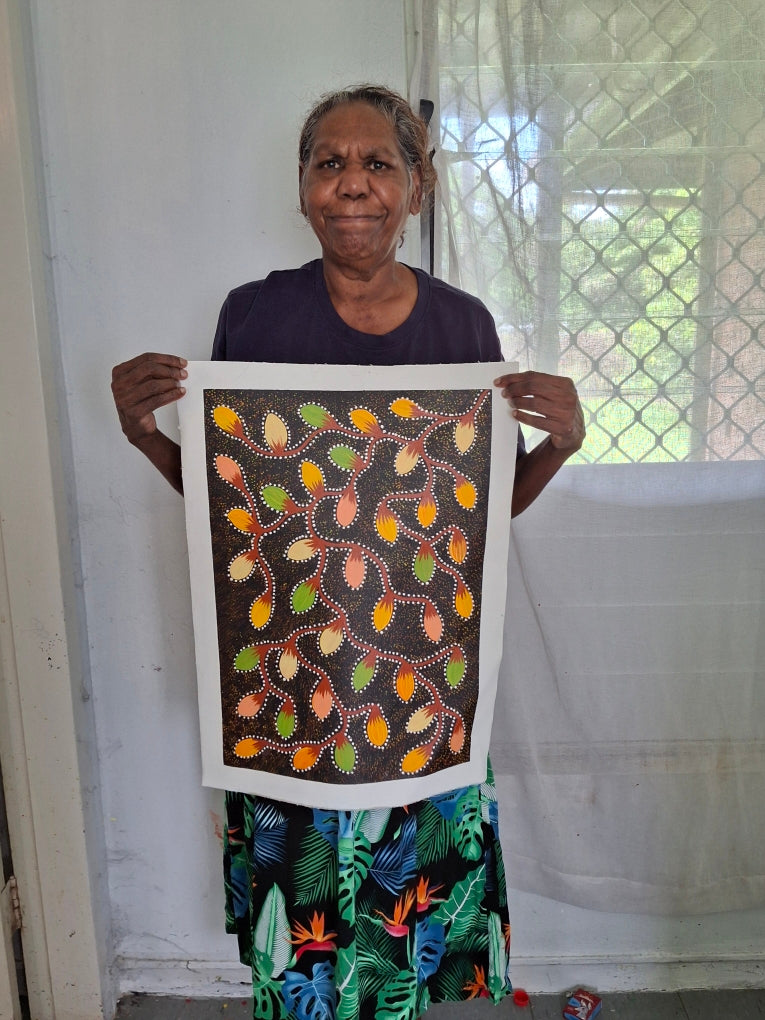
[448,529,467,563]
[349,407,379,434]
[250,595,271,629]
[417,494,436,528]
[396,664,415,702]
[227,508,258,533]
[406,705,436,733]
[234,738,264,758]
[366,707,388,747]
[455,477,476,509]
[390,397,418,418]
[229,550,257,580]
[264,412,288,452]
[455,417,475,453]
[375,507,398,543]
[213,406,245,438]
[292,745,320,770]
[394,443,420,475]
[279,647,298,679]
[286,538,318,561]
[455,584,473,619]
[401,744,431,774]
[373,595,394,632]
[301,461,324,494]
[319,624,344,655]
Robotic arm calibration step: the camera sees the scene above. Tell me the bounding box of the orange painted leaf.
[250,594,272,629]
[227,508,259,533]
[366,706,388,747]
[215,455,246,490]
[234,738,264,758]
[448,529,467,563]
[401,744,432,774]
[455,583,474,619]
[213,406,246,438]
[417,493,437,528]
[237,692,265,717]
[373,595,394,632]
[390,397,420,418]
[292,745,320,771]
[423,602,443,643]
[395,664,415,702]
[454,475,476,509]
[375,507,398,543]
[301,461,324,494]
[349,407,380,434]
[344,547,366,588]
[450,717,465,753]
[336,486,358,527]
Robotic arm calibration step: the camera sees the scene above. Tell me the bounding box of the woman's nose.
[338,164,369,198]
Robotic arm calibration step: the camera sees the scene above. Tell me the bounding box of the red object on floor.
[513,988,530,1007]
[563,988,603,1019]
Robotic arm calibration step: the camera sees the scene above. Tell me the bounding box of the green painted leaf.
[300,403,330,428]
[329,445,359,470]
[352,658,375,691]
[235,645,260,671]
[334,739,355,773]
[445,650,465,687]
[276,705,295,738]
[292,581,317,613]
[253,885,291,978]
[261,485,290,511]
[414,549,435,583]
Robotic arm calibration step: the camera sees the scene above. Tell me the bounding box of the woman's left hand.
[494,370,585,453]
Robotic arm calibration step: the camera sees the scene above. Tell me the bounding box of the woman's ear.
[298,165,306,216]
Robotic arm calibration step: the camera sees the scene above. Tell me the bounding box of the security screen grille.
[430,0,765,462]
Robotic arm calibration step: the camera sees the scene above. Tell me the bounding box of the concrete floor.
[115,988,765,1019]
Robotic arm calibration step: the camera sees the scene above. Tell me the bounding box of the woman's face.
[299,102,422,275]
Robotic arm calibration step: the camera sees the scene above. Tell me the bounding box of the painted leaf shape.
[213,405,245,438]
[373,595,394,632]
[300,404,331,428]
[215,455,246,490]
[311,678,333,720]
[235,645,260,671]
[287,538,318,561]
[406,705,436,733]
[394,443,419,475]
[234,737,264,758]
[229,550,257,580]
[423,602,443,643]
[349,407,379,434]
[292,580,317,613]
[455,583,473,618]
[261,485,291,511]
[390,397,418,418]
[263,412,288,452]
[344,547,365,588]
[401,744,431,774]
[250,595,271,629]
[276,701,295,738]
[455,417,475,453]
[279,647,298,679]
[446,647,465,687]
[329,445,360,471]
[417,494,437,527]
[375,507,397,543]
[293,745,320,771]
[448,529,467,563]
[352,655,376,691]
[455,476,476,509]
[366,707,388,747]
[237,692,265,717]
[319,624,344,655]
[414,545,435,583]
[336,486,357,527]
[301,461,324,494]
[334,738,355,773]
[450,717,465,753]
[227,508,259,533]
[395,664,415,702]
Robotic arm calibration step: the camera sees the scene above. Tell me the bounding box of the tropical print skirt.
[224,762,511,1019]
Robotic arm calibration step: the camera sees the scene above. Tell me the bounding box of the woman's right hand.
[111,352,188,445]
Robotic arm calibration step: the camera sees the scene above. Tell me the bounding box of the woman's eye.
[369,160,387,171]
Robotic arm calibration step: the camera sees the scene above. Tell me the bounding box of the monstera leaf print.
[282,960,336,1020]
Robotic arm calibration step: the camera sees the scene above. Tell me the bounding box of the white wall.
[26,0,765,1002]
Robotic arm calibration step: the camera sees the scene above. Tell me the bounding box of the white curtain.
[411,0,765,914]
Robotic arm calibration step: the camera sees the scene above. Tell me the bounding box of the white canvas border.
[178,361,517,808]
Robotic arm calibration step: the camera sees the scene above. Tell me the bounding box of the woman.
[112,85,584,1019]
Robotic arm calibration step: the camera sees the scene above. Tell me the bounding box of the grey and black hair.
[298,84,437,204]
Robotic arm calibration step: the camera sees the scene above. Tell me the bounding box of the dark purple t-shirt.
[211,258,524,452]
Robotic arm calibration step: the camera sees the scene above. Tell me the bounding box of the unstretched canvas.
[178,361,517,808]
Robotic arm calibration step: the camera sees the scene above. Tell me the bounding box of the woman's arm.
[494,370,586,518]
[111,352,187,494]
